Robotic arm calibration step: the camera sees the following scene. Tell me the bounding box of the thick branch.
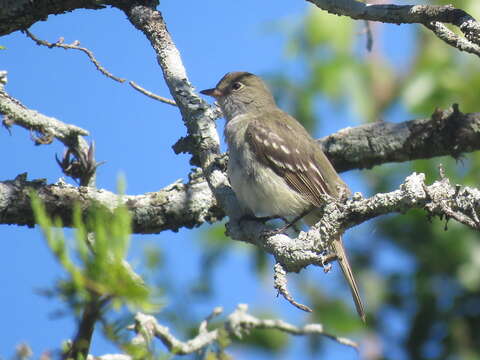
[0,171,222,233]
[307,0,480,56]
[307,1,475,25]
[0,0,104,36]
[321,105,480,172]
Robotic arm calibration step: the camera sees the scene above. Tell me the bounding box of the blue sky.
[1,1,416,358]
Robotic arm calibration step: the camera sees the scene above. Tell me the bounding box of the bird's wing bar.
[245,112,332,207]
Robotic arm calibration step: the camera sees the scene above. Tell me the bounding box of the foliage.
[30,192,159,357]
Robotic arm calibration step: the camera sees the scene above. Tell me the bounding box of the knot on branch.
[225,304,256,338]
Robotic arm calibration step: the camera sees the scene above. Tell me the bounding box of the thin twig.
[364,20,373,52]
[227,304,357,349]
[131,304,357,355]
[23,29,177,105]
[129,81,177,106]
[24,29,126,83]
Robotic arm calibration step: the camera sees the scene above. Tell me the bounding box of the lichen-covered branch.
[274,262,313,312]
[0,171,222,233]
[172,104,480,174]
[2,0,480,59]
[129,304,357,355]
[3,1,480,247]
[227,172,480,274]
[424,21,480,57]
[307,0,480,57]
[321,105,480,172]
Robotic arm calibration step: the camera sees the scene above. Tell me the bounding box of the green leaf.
[30,189,159,313]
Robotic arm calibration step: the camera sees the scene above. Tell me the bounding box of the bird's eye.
[232,82,243,91]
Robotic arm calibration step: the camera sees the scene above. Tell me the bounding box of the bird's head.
[201,72,275,120]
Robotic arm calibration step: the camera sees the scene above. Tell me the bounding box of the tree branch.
[3,2,480,234]
[0,171,222,233]
[3,1,480,252]
[216,170,480,309]
[2,0,480,59]
[307,0,480,56]
[129,304,357,355]
[65,296,110,360]
[274,262,313,312]
[128,80,177,106]
[424,21,480,57]
[321,105,480,172]
[0,0,105,36]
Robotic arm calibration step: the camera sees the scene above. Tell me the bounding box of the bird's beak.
[200,88,223,98]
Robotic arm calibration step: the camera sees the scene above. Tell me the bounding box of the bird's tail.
[332,237,366,322]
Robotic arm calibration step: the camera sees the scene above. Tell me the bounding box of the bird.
[200,71,365,322]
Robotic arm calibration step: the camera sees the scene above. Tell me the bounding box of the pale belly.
[228,154,309,218]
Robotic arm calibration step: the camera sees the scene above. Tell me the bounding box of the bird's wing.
[245,110,342,207]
